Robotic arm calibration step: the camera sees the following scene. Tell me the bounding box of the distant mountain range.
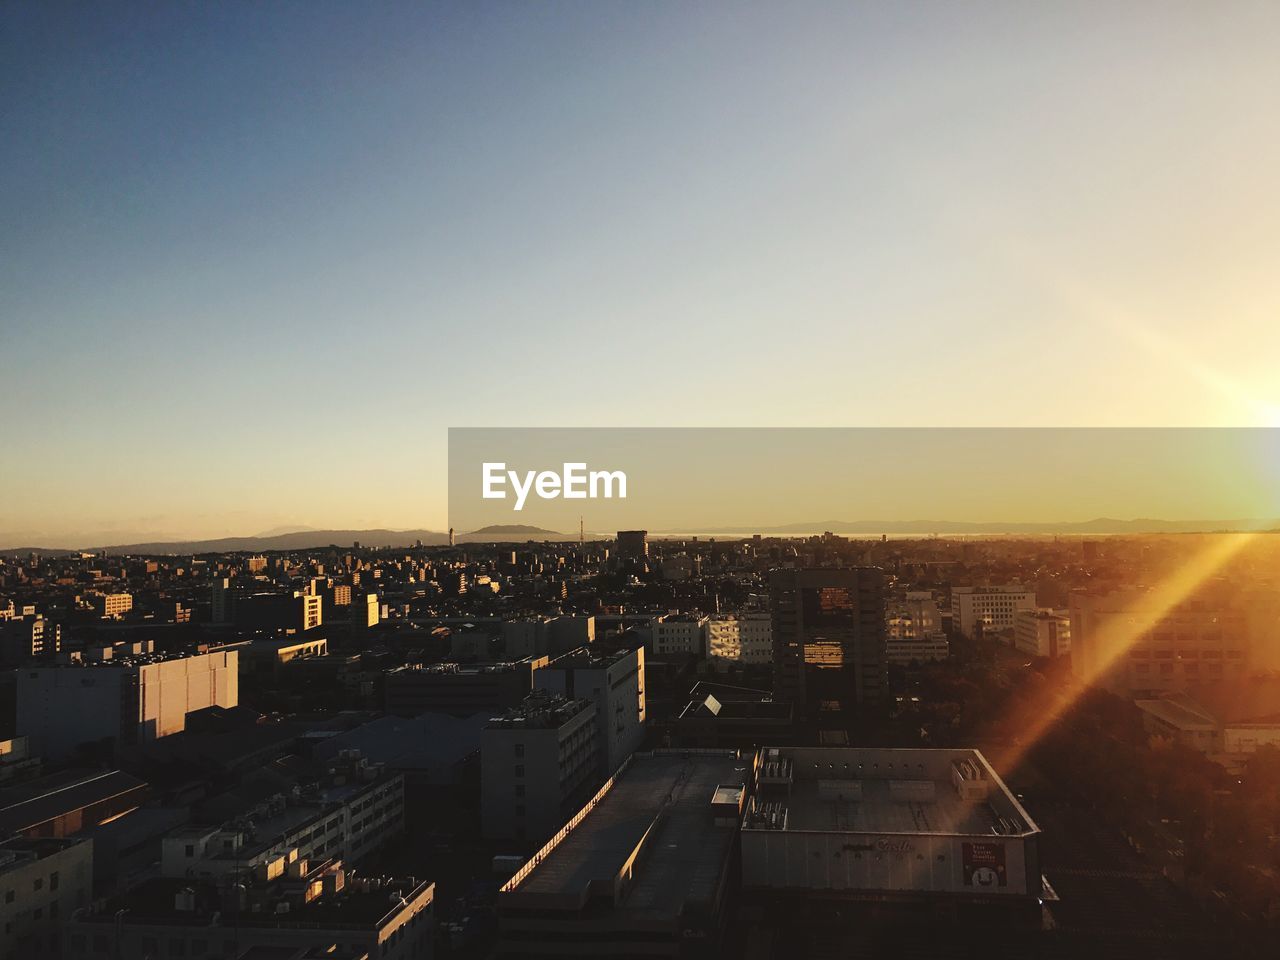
[3,516,1276,557]
[0,528,450,556]
[657,518,1280,536]
[0,524,584,555]
[459,525,574,542]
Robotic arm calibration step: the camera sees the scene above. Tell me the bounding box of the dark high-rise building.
[769,567,887,714]
[616,529,648,560]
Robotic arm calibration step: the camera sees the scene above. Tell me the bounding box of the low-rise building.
[950,586,1036,640]
[385,658,547,717]
[741,746,1043,905]
[706,612,773,668]
[161,754,403,880]
[0,836,93,958]
[1014,609,1072,658]
[1070,588,1251,694]
[497,749,747,957]
[534,646,645,776]
[15,648,239,760]
[0,769,148,838]
[1136,677,1280,757]
[650,614,708,658]
[481,692,598,843]
[63,859,434,960]
[673,682,794,749]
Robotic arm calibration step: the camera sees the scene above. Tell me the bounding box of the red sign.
[962,842,1007,888]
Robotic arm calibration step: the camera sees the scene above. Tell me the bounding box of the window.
[49,872,58,891]
[514,744,524,758]
[515,785,525,798]
[185,845,195,857]
[515,764,525,778]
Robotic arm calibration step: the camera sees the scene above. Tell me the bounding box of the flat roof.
[504,750,747,917]
[544,646,634,670]
[749,747,1038,839]
[784,778,1001,834]
[79,874,431,928]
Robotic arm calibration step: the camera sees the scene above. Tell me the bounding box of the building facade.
[534,646,645,776]
[769,567,888,712]
[742,746,1042,902]
[1070,589,1249,694]
[650,615,708,658]
[0,837,93,958]
[15,649,239,760]
[1013,609,1072,658]
[481,693,598,843]
[950,586,1037,640]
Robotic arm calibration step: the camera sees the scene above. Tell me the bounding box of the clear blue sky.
[2,2,1279,544]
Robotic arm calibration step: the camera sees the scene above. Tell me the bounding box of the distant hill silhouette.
[661,517,1280,535]
[4,516,1276,557]
[0,529,450,556]
[461,524,572,542]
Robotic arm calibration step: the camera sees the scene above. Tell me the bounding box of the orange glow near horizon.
[990,532,1261,775]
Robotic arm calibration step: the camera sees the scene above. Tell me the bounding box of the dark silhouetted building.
[769,567,887,714]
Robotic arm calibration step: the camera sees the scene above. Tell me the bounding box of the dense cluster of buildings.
[0,528,1275,955]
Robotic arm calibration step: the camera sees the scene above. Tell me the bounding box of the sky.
[3,2,1279,545]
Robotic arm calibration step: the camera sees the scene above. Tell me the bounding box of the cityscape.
[0,528,1278,957]
[5,2,1280,958]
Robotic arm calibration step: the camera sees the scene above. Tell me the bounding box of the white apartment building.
[1014,609,1072,658]
[706,613,773,667]
[950,586,1037,639]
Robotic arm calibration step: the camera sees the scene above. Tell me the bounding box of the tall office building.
[616,530,648,561]
[769,567,887,714]
[210,577,233,623]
